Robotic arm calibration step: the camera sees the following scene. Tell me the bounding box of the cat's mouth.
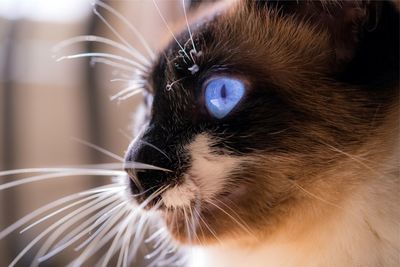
[126,162,250,243]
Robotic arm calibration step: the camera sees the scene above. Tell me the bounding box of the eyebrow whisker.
[94,0,156,60]
[182,0,197,54]
[152,0,191,62]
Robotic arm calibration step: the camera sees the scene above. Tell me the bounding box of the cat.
[1,0,398,266]
[124,0,400,266]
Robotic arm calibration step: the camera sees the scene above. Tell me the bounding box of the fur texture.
[125,1,399,266]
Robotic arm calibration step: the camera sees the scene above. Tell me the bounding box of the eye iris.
[205,78,245,119]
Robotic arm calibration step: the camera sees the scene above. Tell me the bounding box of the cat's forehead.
[148,4,328,91]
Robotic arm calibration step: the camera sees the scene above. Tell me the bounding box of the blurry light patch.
[0,0,91,22]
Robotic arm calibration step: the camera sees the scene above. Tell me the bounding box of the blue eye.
[204,77,245,119]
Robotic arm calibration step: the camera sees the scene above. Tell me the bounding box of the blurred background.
[0,0,184,265]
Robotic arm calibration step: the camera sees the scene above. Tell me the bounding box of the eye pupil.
[220,84,227,99]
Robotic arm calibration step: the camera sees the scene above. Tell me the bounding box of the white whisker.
[71,186,168,265]
[94,0,155,60]
[33,198,123,266]
[101,210,134,267]
[90,57,137,72]
[140,140,171,162]
[0,162,168,178]
[110,78,135,83]
[39,200,123,262]
[20,188,120,234]
[115,88,144,101]
[156,250,185,267]
[71,137,124,162]
[56,52,147,72]
[70,205,130,266]
[0,184,118,240]
[53,35,150,66]
[110,84,144,101]
[146,236,170,261]
[145,227,166,244]
[88,201,129,243]
[182,0,197,53]
[0,171,125,191]
[9,193,119,267]
[152,0,191,61]
[92,7,150,67]
[127,214,150,263]
[117,211,136,267]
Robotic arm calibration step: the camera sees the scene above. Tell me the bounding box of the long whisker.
[90,57,137,72]
[101,209,134,267]
[0,162,168,178]
[70,185,169,266]
[8,193,119,267]
[33,198,124,266]
[114,89,144,101]
[56,52,147,72]
[71,137,124,162]
[121,217,135,267]
[126,214,149,264]
[52,35,150,66]
[73,201,128,252]
[145,227,165,244]
[110,78,136,83]
[94,0,155,60]
[68,204,130,266]
[0,184,118,240]
[0,171,125,191]
[38,200,124,262]
[20,189,120,234]
[182,0,197,53]
[152,0,191,61]
[140,140,171,162]
[116,211,136,267]
[110,84,145,101]
[92,6,150,67]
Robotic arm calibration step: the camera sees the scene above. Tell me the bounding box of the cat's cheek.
[161,133,240,208]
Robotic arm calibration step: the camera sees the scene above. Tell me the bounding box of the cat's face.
[125,0,399,244]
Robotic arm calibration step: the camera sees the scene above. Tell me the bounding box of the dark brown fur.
[125,1,399,264]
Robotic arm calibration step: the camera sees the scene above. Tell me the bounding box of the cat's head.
[125,0,399,244]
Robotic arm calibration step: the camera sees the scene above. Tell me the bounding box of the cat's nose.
[124,140,174,205]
